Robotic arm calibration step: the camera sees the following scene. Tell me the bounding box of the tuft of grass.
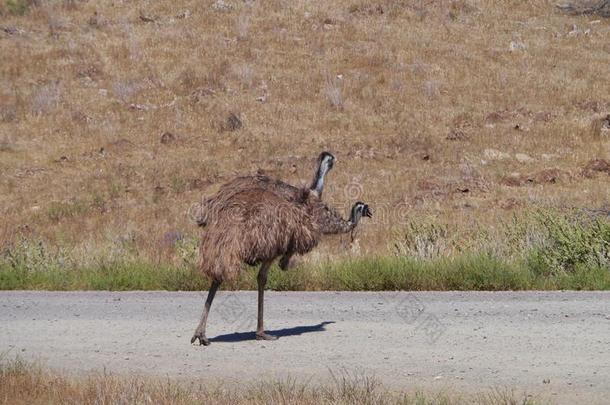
[46,199,89,222]
[0,358,542,405]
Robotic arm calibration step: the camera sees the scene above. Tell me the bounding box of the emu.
[196,152,335,269]
[191,187,371,345]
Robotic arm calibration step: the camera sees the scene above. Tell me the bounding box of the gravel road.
[1,291,609,404]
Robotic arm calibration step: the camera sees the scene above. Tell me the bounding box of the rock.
[212,0,233,11]
[446,129,467,141]
[541,153,557,161]
[582,158,610,178]
[160,132,176,145]
[88,12,100,27]
[531,169,566,184]
[515,153,534,163]
[223,113,242,132]
[509,41,526,51]
[501,169,569,186]
[534,111,553,122]
[139,10,156,23]
[2,26,25,35]
[484,148,510,161]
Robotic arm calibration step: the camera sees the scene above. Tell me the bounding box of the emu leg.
[191,280,221,346]
[256,261,278,341]
[278,251,294,271]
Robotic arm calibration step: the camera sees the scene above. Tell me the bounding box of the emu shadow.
[209,321,335,343]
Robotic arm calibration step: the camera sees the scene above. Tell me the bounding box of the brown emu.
[196,152,335,269]
[191,188,371,345]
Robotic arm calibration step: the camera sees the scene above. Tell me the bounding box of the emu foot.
[191,333,210,346]
[256,332,278,341]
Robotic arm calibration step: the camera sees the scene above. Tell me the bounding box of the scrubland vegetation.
[1,0,609,289]
[0,358,541,405]
[1,209,608,290]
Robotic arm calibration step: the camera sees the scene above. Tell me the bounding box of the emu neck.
[309,163,328,197]
[348,209,361,229]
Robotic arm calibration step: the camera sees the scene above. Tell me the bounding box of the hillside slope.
[1,0,609,260]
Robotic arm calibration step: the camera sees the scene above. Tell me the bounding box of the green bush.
[526,211,610,275]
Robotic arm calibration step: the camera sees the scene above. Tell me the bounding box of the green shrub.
[527,211,610,274]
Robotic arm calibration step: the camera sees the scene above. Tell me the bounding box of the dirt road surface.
[1,291,609,403]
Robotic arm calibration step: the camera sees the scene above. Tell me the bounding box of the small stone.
[223,113,242,132]
[212,0,233,11]
[139,11,156,23]
[160,132,176,144]
[515,153,534,163]
[3,26,25,35]
[446,129,467,141]
[484,148,510,161]
[509,41,526,52]
[541,154,556,161]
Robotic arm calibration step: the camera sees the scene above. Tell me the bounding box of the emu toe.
[191,333,210,346]
[255,332,278,341]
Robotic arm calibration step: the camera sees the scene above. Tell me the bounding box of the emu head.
[350,202,372,223]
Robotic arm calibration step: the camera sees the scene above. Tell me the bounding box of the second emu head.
[351,202,373,223]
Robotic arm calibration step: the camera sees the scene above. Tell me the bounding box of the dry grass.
[1,0,610,263]
[0,358,541,405]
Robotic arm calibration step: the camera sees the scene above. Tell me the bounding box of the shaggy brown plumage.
[197,188,319,283]
[191,187,371,346]
[195,152,334,227]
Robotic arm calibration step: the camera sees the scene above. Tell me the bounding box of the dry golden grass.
[1,0,609,262]
[0,358,541,405]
